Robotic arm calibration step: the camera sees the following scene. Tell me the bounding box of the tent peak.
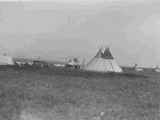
[95,46,114,59]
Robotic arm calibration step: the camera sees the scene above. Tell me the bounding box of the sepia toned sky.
[0,0,160,66]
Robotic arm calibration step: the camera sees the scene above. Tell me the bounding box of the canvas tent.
[0,54,14,65]
[133,64,144,72]
[83,47,123,73]
[65,57,81,69]
[154,66,160,72]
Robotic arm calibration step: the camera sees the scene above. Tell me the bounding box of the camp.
[83,47,123,73]
[0,54,14,65]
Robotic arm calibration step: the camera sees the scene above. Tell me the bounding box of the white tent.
[0,54,14,65]
[83,47,123,73]
[133,64,144,72]
[154,66,160,72]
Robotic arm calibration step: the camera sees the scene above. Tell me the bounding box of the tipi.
[83,47,123,73]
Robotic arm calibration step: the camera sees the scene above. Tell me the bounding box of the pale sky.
[0,1,160,67]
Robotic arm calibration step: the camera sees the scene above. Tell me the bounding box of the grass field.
[0,67,160,120]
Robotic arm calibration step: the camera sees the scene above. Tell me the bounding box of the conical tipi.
[83,47,123,73]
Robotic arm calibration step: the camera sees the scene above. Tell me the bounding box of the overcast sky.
[0,0,160,67]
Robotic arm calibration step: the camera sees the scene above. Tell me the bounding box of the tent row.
[0,47,160,73]
[0,47,123,73]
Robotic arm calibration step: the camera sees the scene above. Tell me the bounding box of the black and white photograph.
[0,0,160,120]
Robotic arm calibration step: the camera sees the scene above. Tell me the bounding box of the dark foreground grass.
[0,67,160,120]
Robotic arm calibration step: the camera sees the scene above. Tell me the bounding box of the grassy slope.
[0,68,160,120]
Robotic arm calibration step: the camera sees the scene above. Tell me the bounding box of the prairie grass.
[0,67,159,120]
